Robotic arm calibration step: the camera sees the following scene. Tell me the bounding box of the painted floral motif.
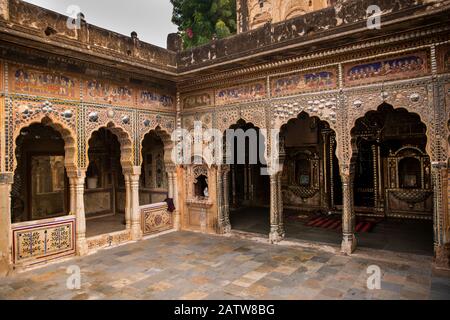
[85,80,133,105]
[345,54,427,85]
[271,71,335,97]
[216,82,266,105]
[11,67,78,98]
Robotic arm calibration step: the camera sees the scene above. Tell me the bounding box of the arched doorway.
[140,130,168,206]
[351,103,434,255]
[11,122,70,222]
[227,119,270,234]
[279,112,342,243]
[85,127,128,237]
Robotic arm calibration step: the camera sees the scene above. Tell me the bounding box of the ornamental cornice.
[178,26,450,90]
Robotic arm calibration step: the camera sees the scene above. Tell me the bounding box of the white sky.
[23,0,178,48]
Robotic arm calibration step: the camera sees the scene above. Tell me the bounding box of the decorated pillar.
[124,175,131,229]
[222,166,231,233]
[277,171,285,238]
[269,173,283,243]
[432,161,450,269]
[128,166,142,241]
[167,164,180,230]
[0,173,13,276]
[341,169,357,255]
[67,169,88,256]
[216,166,224,233]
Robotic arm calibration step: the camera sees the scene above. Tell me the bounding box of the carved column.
[167,165,180,230]
[124,174,131,229]
[222,166,231,233]
[127,166,142,241]
[216,166,224,233]
[269,173,283,243]
[341,170,357,255]
[68,169,88,256]
[277,171,285,238]
[432,162,450,269]
[0,173,13,276]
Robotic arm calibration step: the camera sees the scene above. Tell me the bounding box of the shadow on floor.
[86,214,126,237]
[230,206,434,256]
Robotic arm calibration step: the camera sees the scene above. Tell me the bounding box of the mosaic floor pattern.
[0,231,449,300]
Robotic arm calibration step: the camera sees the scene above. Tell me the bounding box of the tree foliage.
[171,0,236,49]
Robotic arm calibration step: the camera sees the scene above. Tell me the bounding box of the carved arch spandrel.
[86,122,134,170]
[272,94,342,165]
[345,84,434,163]
[216,104,267,133]
[11,100,78,173]
[138,126,174,167]
[137,112,176,167]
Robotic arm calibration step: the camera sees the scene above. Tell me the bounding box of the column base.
[173,211,181,231]
[434,244,450,270]
[341,234,357,255]
[76,237,88,256]
[131,226,143,241]
[269,226,284,244]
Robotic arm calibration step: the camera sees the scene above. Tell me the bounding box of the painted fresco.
[10,66,79,99]
[0,61,3,92]
[444,47,450,72]
[437,45,450,73]
[183,93,213,109]
[139,89,175,109]
[344,52,428,85]
[271,70,336,97]
[85,80,134,106]
[216,82,266,105]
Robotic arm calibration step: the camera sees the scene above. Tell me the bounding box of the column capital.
[123,166,141,176]
[0,172,14,185]
[66,168,86,180]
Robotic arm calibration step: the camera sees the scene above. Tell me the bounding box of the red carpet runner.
[286,214,382,233]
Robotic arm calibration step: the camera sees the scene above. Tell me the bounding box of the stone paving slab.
[0,231,449,300]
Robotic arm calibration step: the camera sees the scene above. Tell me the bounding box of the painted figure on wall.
[272,71,335,96]
[86,80,133,105]
[183,93,212,109]
[140,90,174,108]
[12,68,77,98]
[345,54,427,85]
[216,82,265,105]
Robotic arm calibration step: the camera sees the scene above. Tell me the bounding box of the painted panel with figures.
[182,92,214,109]
[84,79,134,106]
[215,81,266,106]
[344,52,429,86]
[437,44,450,73]
[271,69,337,97]
[138,88,175,110]
[9,65,79,99]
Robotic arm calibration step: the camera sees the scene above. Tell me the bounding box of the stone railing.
[140,202,172,236]
[11,215,76,266]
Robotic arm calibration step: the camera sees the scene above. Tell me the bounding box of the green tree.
[171,0,236,49]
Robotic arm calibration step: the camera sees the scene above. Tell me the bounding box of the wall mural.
[183,92,213,109]
[344,52,428,86]
[85,80,134,106]
[271,70,336,97]
[10,66,79,99]
[216,81,266,105]
[138,89,175,109]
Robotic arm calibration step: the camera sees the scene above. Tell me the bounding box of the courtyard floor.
[0,231,449,300]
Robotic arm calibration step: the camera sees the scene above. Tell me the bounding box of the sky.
[23,0,178,48]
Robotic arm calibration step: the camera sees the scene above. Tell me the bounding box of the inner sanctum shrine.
[0,0,450,301]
